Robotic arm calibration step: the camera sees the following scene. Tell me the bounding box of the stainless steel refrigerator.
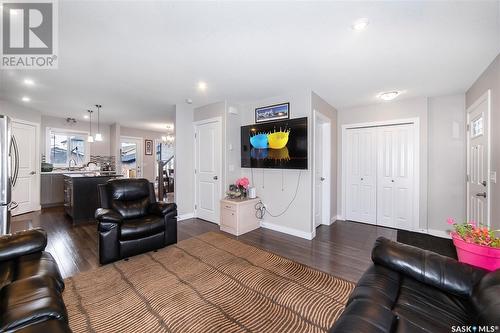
[0,115,19,235]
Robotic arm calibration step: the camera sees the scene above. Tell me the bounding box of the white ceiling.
[1,1,499,130]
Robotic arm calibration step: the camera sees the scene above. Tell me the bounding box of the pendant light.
[87,110,94,143]
[94,104,103,141]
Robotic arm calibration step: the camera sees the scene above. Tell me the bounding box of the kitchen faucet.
[68,158,77,171]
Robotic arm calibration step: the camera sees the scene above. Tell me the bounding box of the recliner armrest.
[371,237,487,298]
[0,228,47,262]
[148,202,176,217]
[95,208,123,232]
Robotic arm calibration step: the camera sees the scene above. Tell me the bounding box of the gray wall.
[0,99,42,124]
[174,103,194,217]
[120,126,166,182]
[466,53,500,229]
[312,92,338,220]
[428,95,466,231]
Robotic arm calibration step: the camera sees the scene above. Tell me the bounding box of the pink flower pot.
[452,233,500,271]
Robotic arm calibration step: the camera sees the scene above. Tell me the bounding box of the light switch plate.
[490,171,497,184]
[229,164,235,172]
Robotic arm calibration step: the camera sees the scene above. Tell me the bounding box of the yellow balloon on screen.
[267,130,290,149]
[268,147,290,161]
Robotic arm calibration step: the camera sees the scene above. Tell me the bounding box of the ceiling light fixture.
[197,81,207,92]
[83,115,89,119]
[94,104,103,141]
[377,91,402,101]
[87,110,94,143]
[21,96,30,102]
[23,78,35,86]
[352,18,369,31]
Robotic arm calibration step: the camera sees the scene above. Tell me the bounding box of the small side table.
[220,197,260,236]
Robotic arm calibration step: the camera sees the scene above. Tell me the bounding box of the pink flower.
[235,177,250,189]
[446,217,456,225]
[469,220,477,227]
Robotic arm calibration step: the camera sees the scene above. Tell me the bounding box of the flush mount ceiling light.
[197,81,207,92]
[21,96,30,102]
[377,91,403,101]
[23,78,35,86]
[352,18,369,31]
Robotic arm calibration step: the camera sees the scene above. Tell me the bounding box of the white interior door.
[377,124,414,229]
[467,91,490,226]
[120,137,143,178]
[345,128,377,224]
[11,121,37,216]
[195,120,222,223]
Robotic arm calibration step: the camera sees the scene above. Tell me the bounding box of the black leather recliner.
[0,228,71,333]
[330,237,500,333]
[96,178,177,265]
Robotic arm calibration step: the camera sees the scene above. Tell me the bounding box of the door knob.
[30,171,36,175]
[360,178,364,181]
[213,176,218,180]
[320,177,325,181]
[481,181,487,187]
[476,192,487,198]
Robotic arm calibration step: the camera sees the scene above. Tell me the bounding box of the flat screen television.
[241,117,307,169]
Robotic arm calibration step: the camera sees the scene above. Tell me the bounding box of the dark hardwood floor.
[12,207,398,282]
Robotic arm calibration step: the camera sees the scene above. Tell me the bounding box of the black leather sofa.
[330,237,500,333]
[0,229,71,333]
[96,178,177,264]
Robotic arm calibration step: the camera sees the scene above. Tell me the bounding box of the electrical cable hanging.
[255,171,302,219]
[87,110,94,143]
[94,104,103,141]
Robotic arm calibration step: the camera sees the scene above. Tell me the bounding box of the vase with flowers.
[447,217,500,271]
[235,177,250,198]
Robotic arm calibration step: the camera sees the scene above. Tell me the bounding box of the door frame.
[466,90,491,227]
[312,110,331,231]
[193,116,223,224]
[119,135,144,178]
[12,118,41,213]
[341,117,420,231]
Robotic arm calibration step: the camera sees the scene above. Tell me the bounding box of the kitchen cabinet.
[41,174,65,207]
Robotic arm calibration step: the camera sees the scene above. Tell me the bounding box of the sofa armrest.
[371,237,487,298]
[472,270,500,326]
[148,202,176,217]
[95,208,122,232]
[0,228,47,262]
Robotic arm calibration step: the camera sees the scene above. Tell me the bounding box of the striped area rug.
[63,232,354,333]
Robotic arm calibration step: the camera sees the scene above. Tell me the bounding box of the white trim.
[45,127,90,167]
[312,110,332,232]
[12,118,41,212]
[193,116,223,223]
[466,90,491,227]
[177,213,194,221]
[422,228,452,239]
[341,117,420,232]
[120,135,144,178]
[260,221,314,240]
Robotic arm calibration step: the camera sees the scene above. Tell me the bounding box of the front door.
[195,120,221,223]
[467,91,490,226]
[120,137,143,178]
[11,121,37,216]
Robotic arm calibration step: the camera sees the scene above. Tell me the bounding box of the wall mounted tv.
[241,117,307,169]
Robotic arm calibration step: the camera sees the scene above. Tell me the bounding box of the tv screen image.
[241,117,307,169]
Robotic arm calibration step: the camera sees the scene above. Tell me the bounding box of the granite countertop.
[42,170,117,175]
[63,173,122,178]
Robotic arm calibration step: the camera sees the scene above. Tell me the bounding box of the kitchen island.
[63,173,122,223]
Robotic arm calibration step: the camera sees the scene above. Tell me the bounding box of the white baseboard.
[334,215,344,221]
[260,221,314,240]
[424,228,452,239]
[177,213,194,221]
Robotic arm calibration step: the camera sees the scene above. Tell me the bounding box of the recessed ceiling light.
[83,115,89,119]
[185,98,193,104]
[352,18,369,31]
[377,91,402,101]
[197,81,207,92]
[21,96,30,102]
[23,78,35,86]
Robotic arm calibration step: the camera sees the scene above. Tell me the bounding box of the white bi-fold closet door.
[346,123,415,230]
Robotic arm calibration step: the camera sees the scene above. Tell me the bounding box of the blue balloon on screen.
[250,133,268,149]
